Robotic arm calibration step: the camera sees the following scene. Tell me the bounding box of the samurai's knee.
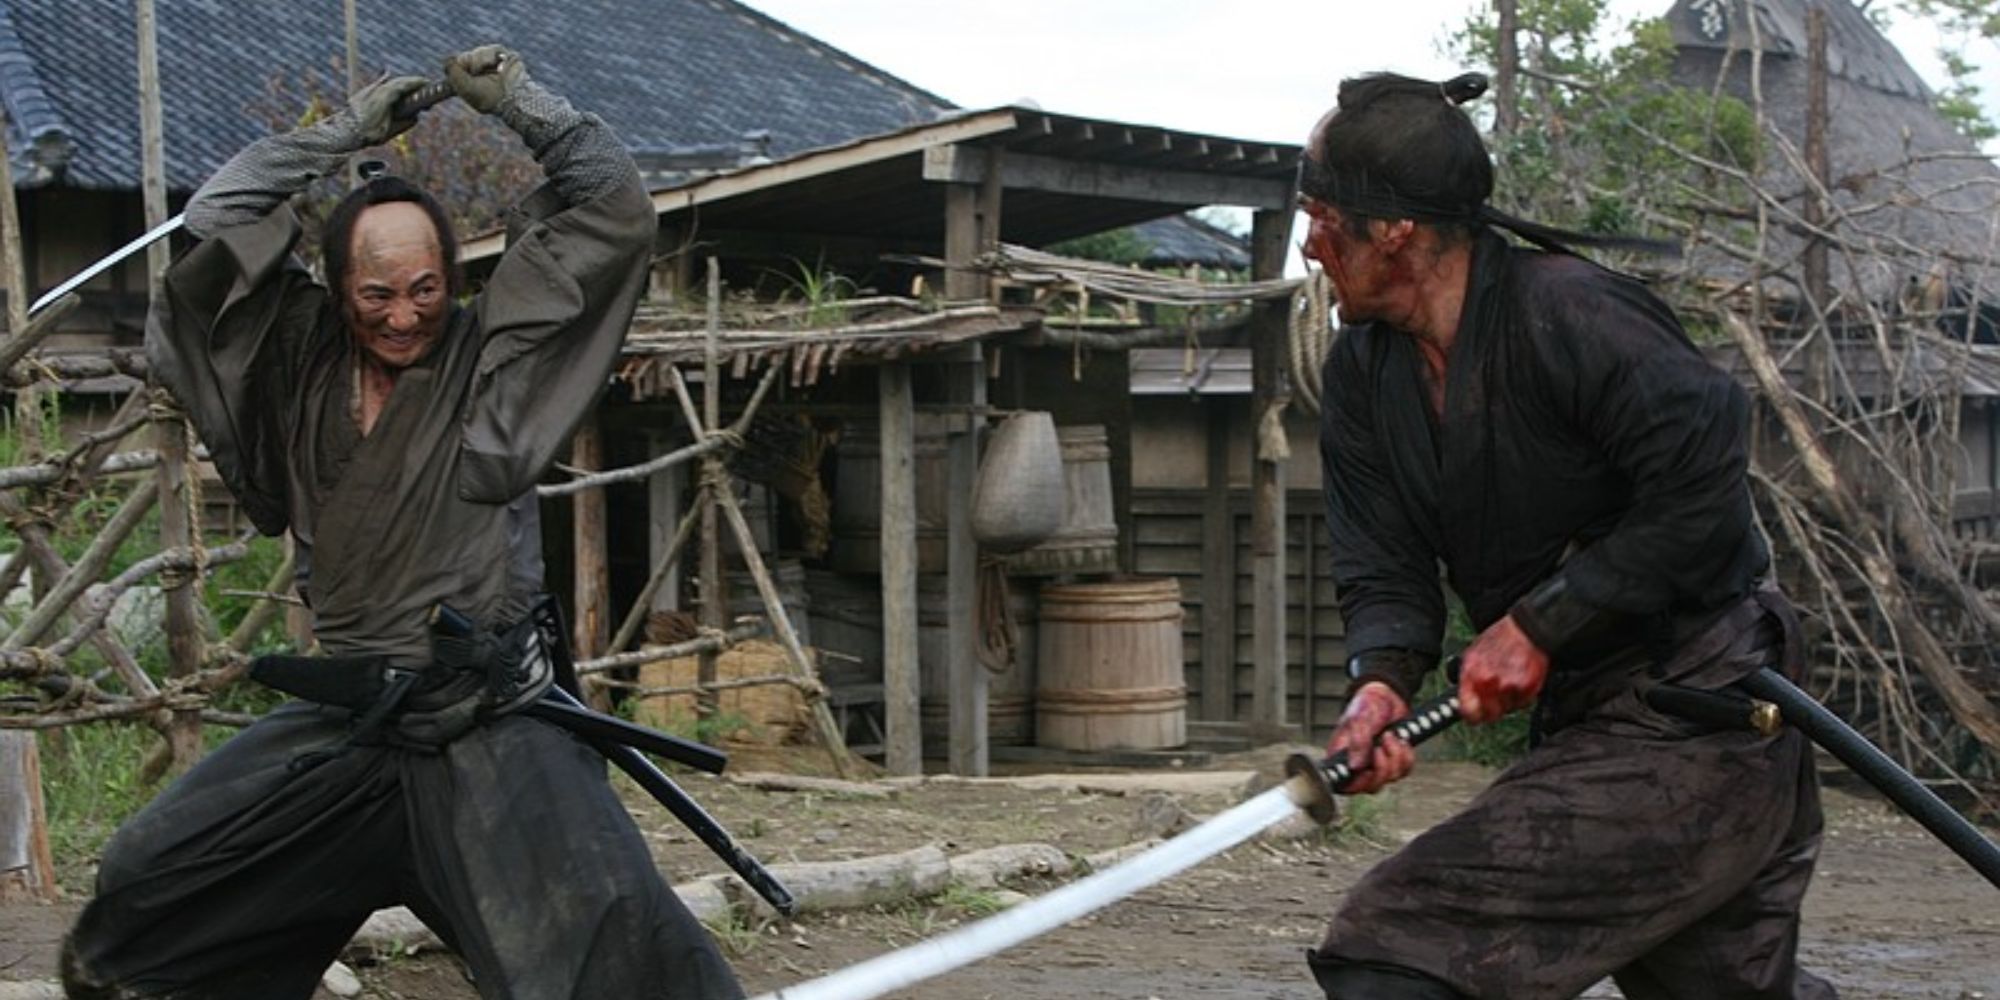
[1306,950,1465,1000]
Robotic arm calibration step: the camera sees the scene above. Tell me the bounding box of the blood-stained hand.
[1324,681,1415,794]
[1457,614,1550,725]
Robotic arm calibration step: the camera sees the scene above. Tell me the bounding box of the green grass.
[702,909,764,956]
[933,882,1009,918]
[37,722,156,886]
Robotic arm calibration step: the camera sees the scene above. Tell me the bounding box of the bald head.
[343,201,450,370]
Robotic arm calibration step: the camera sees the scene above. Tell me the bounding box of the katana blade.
[753,695,1463,1000]
[29,215,183,317]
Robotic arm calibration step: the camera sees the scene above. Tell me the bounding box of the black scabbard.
[1737,668,2000,892]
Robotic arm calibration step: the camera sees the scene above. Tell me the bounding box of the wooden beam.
[1199,399,1235,722]
[455,110,1024,263]
[943,183,982,300]
[880,363,921,775]
[945,349,987,776]
[1248,208,1293,738]
[923,146,1292,211]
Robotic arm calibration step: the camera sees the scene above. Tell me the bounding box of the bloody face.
[1299,195,1396,326]
[342,201,450,370]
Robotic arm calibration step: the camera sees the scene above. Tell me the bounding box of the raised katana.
[25,79,456,318]
[750,695,1464,1000]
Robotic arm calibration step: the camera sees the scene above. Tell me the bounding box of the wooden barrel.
[829,416,949,574]
[1035,578,1186,751]
[1003,425,1118,577]
[724,560,809,650]
[920,579,1036,751]
[804,571,1035,747]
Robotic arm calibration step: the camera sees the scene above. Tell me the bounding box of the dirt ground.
[3,745,1995,1000]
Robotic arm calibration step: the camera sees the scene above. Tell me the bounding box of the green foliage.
[0,391,62,468]
[1452,1,1760,256]
[701,908,765,956]
[775,257,858,327]
[38,723,154,885]
[1894,2,2000,142]
[1934,46,2000,141]
[933,881,1010,918]
[1047,227,1152,266]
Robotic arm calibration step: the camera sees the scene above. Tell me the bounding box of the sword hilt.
[1284,693,1464,826]
[392,78,456,118]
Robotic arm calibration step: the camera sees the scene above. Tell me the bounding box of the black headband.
[1298,154,1680,259]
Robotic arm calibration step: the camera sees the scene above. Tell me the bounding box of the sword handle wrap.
[392,79,456,118]
[1285,694,1463,825]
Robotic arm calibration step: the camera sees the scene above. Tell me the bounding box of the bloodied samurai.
[1300,74,1836,999]
[60,47,744,999]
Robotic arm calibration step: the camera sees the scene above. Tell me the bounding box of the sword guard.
[1284,751,1340,826]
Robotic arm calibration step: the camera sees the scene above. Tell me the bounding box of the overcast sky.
[737,0,2000,148]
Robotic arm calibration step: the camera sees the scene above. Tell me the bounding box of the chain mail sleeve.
[181,113,367,239]
[456,84,653,505]
[495,79,633,208]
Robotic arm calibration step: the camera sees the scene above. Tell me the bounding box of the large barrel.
[1003,425,1118,577]
[1035,578,1186,751]
[919,579,1037,751]
[828,416,949,574]
[724,560,809,650]
[804,571,1035,748]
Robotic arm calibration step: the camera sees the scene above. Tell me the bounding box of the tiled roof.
[1132,214,1250,270]
[0,0,952,192]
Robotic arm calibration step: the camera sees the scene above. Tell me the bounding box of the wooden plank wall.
[1131,488,1351,740]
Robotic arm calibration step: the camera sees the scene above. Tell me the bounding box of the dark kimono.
[61,88,742,1000]
[1311,233,1834,1000]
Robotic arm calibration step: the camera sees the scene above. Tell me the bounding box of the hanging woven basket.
[970,411,1065,554]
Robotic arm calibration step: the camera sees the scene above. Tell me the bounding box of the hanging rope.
[1287,269,1334,417]
[975,555,1021,675]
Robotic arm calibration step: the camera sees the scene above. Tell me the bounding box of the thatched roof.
[1666,0,2000,302]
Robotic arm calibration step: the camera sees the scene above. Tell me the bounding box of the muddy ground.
[3,745,1995,999]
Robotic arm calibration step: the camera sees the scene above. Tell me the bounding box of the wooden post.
[945,349,986,777]
[140,0,205,773]
[879,362,922,776]
[1,110,46,468]
[1248,209,1292,739]
[570,415,611,700]
[942,183,988,776]
[698,259,724,718]
[344,0,362,188]
[1495,0,1520,138]
[1199,398,1235,722]
[0,732,57,902]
